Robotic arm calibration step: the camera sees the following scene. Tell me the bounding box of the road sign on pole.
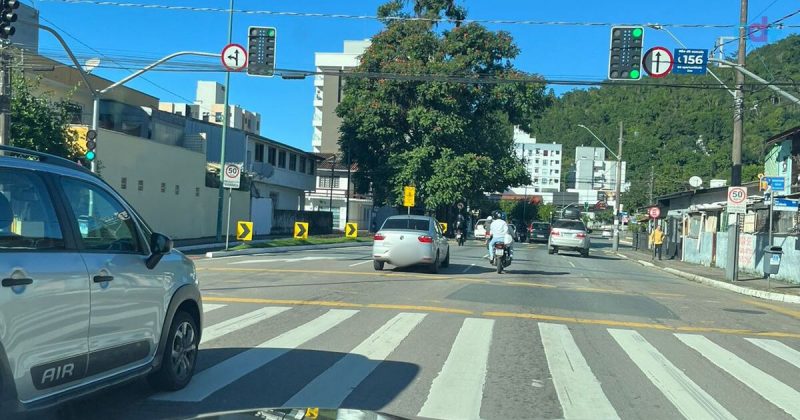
[727,186,747,214]
[294,222,308,239]
[236,221,253,241]
[439,222,448,233]
[764,176,786,193]
[223,163,241,189]
[221,43,247,72]
[673,49,708,75]
[648,207,661,219]
[403,186,415,208]
[642,47,674,78]
[345,222,358,238]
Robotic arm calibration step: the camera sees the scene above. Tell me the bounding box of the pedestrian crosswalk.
[149,303,800,419]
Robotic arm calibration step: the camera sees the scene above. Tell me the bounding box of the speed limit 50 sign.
[727,186,747,214]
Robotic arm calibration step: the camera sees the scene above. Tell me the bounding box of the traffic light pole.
[215,0,235,242]
[613,122,623,252]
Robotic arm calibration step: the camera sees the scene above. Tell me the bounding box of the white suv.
[548,218,591,257]
[0,146,202,415]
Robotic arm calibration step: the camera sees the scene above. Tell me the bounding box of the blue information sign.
[765,176,786,192]
[673,49,708,75]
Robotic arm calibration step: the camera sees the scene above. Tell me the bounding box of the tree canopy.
[338,0,550,211]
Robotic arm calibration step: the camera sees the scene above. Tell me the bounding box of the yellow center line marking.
[503,281,557,289]
[366,304,473,315]
[744,299,800,320]
[203,296,363,308]
[647,292,686,298]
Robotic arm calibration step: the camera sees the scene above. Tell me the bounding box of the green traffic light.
[629,69,640,79]
[632,27,643,38]
[85,151,95,161]
[267,28,275,37]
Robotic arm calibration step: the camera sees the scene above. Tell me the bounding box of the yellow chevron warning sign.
[294,222,309,239]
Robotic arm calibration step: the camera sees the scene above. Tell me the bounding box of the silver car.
[0,146,202,415]
[372,215,450,273]
[547,218,591,257]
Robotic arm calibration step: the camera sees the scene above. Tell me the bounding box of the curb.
[624,254,800,304]
[205,242,371,258]
[178,241,245,252]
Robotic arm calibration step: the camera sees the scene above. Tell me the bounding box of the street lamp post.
[577,123,623,252]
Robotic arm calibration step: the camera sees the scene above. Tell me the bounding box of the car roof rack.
[0,144,95,176]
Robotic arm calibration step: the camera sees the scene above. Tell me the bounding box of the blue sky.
[32,0,799,151]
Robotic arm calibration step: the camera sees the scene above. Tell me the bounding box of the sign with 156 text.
[673,49,708,75]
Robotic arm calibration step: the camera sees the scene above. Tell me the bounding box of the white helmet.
[486,216,493,221]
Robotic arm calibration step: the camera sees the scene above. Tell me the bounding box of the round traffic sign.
[648,207,661,219]
[221,43,247,72]
[224,163,240,179]
[728,187,746,203]
[642,47,674,78]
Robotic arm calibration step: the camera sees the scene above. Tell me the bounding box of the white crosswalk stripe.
[152,309,358,402]
[284,312,426,408]
[418,318,494,420]
[676,333,800,418]
[539,322,619,420]
[201,307,291,344]
[745,337,800,369]
[609,329,735,420]
[202,303,226,313]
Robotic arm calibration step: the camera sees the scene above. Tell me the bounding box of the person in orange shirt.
[649,224,666,260]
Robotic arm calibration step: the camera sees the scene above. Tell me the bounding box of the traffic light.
[608,26,644,80]
[0,0,19,39]
[85,129,97,162]
[247,26,276,77]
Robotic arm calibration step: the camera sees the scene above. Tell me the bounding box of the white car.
[372,215,450,273]
[474,218,489,240]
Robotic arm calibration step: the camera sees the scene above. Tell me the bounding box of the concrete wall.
[272,210,333,236]
[682,232,715,266]
[95,129,249,239]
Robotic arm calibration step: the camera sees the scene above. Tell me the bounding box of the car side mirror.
[146,232,173,269]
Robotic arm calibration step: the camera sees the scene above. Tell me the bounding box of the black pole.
[329,154,336,216]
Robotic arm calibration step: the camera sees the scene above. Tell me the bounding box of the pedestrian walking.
[649,224,665,261]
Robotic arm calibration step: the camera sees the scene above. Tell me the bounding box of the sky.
[30,0,800,152]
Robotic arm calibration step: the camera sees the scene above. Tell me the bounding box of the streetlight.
[577,123,623,252]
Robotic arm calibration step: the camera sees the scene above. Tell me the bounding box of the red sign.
[648,207,661,219]
[595,201,607,210]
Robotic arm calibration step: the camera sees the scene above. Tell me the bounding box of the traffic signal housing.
[247,26,276,77]
[608,26,644,80]
[0,0,19,39]
[85,129,97,162]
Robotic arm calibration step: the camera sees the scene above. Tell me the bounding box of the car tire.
[373,260,384,271]
[429,253,439,274]
[147,311,198,392]
[441,249,450,268]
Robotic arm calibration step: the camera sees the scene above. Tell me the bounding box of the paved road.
[50,238,800,419]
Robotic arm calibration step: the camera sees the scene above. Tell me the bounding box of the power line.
[38,0,800,29]
[714,7,800,51]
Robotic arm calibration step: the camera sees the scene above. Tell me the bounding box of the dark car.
[528,222,551,243]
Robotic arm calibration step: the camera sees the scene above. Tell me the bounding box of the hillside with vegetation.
[531,34,800,210]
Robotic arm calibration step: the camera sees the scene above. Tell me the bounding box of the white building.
[311,40,371,154]
[304,154,373,231]
[509,127,563,195]
[568,146,629,207]
[159,81,262,135]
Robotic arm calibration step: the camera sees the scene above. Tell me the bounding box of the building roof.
[315,153,359,171]
[764,125,800,148]
[247,133,317,158]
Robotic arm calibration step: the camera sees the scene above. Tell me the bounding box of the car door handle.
[93,275,114,283]
[2,277,33,287]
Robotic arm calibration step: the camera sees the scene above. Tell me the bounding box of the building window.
[175,185,180,195]
[137,180,144,191]
[196,187,200,197]
[289,154,297,171]
[535,159,539,164]
[533,177,539,183]
[555,150,560,155]
[308,159,315,175]
[527,150,532,156]
[319,176,340,189]
[268,147,276,165]
[555,160,560,165]
[65,103,82,124]
[120,177,127,190]
[202,112,210,121]
[161,182,166,193]
[544,150,549,157]
[299,157,306,173]
[278,151,286,168]
[255,143,265,162]
[214,112,223,123]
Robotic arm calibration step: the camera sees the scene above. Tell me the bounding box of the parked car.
[548,218,591,257]
[528,222,551,243]
[372,215,450,273]
[0,146,202,415]
[473,218,489,240]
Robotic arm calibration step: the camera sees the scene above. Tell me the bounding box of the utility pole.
[613,121,623,252]
[726,0,748,282]
[0,43,10,146]
[215,0,235,242]
[339,68,352,227]
[648,166,654,204]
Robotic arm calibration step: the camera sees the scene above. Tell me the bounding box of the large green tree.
[10,72,81,159]
[338,0,550,210]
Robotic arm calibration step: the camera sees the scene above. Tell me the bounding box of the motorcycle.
[491,242,513,274]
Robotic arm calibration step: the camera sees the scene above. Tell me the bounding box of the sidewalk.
[616,244,800,304]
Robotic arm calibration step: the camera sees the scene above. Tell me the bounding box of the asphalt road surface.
[48,238,800,420]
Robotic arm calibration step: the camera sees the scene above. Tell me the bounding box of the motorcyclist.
[487,211,509,262]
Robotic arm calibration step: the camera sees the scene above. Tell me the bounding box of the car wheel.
[373,260,384,271]
[148,311,198,391]
[552,247,559,255]
[441,249,450,268]
[429,252,439,274]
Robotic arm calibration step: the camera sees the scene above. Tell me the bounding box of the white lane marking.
[567,261,576,268]
[745,338,800,369]
[418,318,494,420]
[202,304,226,313]
[349,259,373,267]
[230,256,338,265]
[152,309,359,402]
[609,329,735,420]
[201,307,290,344]
[461,263,476,273]
[676,334,800,418]
[284,312,426,408]
[539,323,619,420]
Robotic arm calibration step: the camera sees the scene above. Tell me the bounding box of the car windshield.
[533,223,550,230]
[381,218,430,231]
[552,220,586,231]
